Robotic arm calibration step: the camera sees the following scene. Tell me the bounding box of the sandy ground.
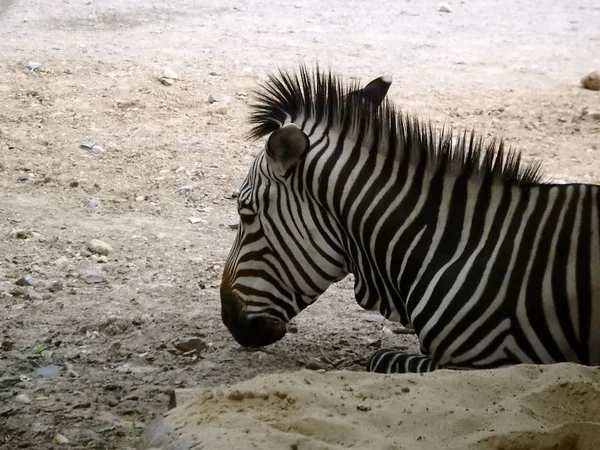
[0,0,599,449]
[140,364,600,450]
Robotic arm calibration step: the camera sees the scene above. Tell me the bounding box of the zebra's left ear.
[266,123,310,175]
[349,75,393,107]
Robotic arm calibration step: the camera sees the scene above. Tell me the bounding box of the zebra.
[220,65,600,374]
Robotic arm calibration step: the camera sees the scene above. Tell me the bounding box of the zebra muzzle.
[220,290,287,348]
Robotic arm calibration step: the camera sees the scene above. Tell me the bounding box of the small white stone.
[438,3,452,13]
[87,239,113,256]
[15,393,31,404]
[53,434,69,444]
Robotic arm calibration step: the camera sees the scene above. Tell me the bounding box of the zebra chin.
[220,290,287,348]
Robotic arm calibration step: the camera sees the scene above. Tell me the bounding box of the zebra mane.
[248,65,545,185]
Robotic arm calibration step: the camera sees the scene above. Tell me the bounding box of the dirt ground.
[0,1,599,449]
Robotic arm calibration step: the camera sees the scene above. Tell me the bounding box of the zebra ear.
[266,123,310,175]
[349,75,393,107]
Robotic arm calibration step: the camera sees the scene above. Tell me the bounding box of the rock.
[47,279,64,293]
[80,140,103,153]
[438,3,452,12]
[64,362,79,378]
[80,269,108,284]
[86,198,100,208]
[27,60,42,70]
[87,239,112,256]
[580,107,600,122]
[156,233,168,240]
[53,434,69,444]
[366,338,382,348]
[581,70,600,91]
[15,393,31,404]
[228,223,239,230]
[25,287,43,301]
[78,428,101,444]
[364,313,385,323]
[11,229,30,239]
[207,103,228,116]
[35,365,60,379]
[208,93,233,103]
[159,67,178,86]
[188,217,204,224]
[16,274,36,286]
[18,173,30,181]
[173,336,207,353]
[305,358,326,370]
[135,194,147,202]
[0,376,22,387]
[107,341,121,353]
[177,185,195,192]
[54,256,69,267]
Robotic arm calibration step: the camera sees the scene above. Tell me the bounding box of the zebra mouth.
[220,290,287,347]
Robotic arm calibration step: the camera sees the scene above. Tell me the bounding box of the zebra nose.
[220,290,287,348]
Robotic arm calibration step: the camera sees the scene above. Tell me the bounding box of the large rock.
[138,364,600,450]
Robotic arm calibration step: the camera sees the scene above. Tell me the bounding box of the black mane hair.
[248,65,545,185]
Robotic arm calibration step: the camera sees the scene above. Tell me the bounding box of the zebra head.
[220,71,392,348]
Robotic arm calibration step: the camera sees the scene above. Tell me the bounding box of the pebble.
[366,338,382,348]
[25,287,44,301]
[54,256,69,267]
[173,336,207,353]
[0,376,22,387]
[80,269,108,284]
[159,67,178,86]
[64,362,79,378]
[18,173,30,181]
[27,60,42,70]
[15,393,31,404]
[581,107,600,122]
[364,313,385,323]
[107,341,121,353]
[53,434,70,444]
[177,185,195,192]
[12,229,30,239]
[47,279,64,292]
[208,93,233,103]
[78,428,101,444]
[135,194,147,202]
[438,3,452,12]
[305,358,326,370]
[207,103,228,116]
[228,223,239,230]
[87,239,113,256]
[80,140,103,153]
[16,274,36,286]
[36,365,60,379]
[188,217,204,224]
[86,198,100,208]
[581,70,600,91]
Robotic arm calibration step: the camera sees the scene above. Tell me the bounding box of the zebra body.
[220,66,600,373]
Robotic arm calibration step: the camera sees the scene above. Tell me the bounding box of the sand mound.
[138,364,600,450]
